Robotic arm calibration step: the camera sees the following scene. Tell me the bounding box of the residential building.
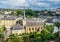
[52,18,60,22]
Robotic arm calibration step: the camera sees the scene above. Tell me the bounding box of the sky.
[0,0,60,10]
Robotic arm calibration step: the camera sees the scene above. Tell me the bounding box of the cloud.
[0,0,60,10]
[49,0,60,1]
[0,0,29,7]
[36,2,50,7]
[27,0,50,8]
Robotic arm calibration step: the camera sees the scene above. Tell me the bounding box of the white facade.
[11,29,25,35]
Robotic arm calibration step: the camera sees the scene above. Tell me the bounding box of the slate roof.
[1,15,18,20]
[26,18,45,21]
[52,19,60,22]
[25,21,44,27]
[1,17,15,20]
[46,18,53,23]
[11,23,24,30]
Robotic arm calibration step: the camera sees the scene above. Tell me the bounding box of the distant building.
[0,8,16,14]
[0,15,21,29]
[52,18,60,22]
[46,18,54,25]
[4,11,11,14]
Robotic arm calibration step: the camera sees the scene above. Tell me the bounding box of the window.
[41,27,42,29]
[32,28,34,30]
[37,27,40,32]
[29,28,30,31]
[35,27,37,30]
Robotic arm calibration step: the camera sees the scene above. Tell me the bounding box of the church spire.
[23,7,25,19]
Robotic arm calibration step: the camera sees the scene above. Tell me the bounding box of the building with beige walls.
[18,18,45,34]
[16,9,45,34]
[0,10,45,35]
[11,23,25,35]
[0,15,21,29]
[25,21,44,33]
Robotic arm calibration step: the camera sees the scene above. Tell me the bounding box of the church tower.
[22,7,26,26]
[23,7,25,19]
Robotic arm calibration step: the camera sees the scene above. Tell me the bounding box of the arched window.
[37,27,40,32]
[29,28,30,31]
[41,27,42,29]
[35,27,37,30]
[32,28,34,30]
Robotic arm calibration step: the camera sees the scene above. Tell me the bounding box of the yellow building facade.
[11,23,25,35]
[0,15,20,29]
[20,19,44,34]
[0,14,44,34]
[0,20,16,28]
[25,26,44,33]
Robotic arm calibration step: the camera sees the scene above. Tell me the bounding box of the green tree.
[8,34,24,42]
[55,22,60,29]
[54,22,60,38]
[40,30,58,41]
[0,34,4,42]
[0,26,6,42]
[10,11,15,15]
[25,9,38,17]
[15,9,22,16]
[46,25,54,33]
[9,34,19,39]
[40,29,50,41]
[6,8,10,12]
[0,11,4,14]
